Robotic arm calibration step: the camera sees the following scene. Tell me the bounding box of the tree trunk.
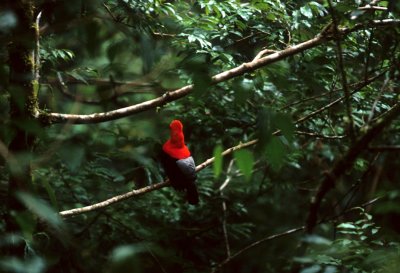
[5,0,39,249]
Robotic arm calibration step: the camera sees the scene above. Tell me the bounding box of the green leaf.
[300,5,313,18]
[234,149,254,181]
[274,113,295,143]
[16,192,63,231]
[12,210,36,240]
[265,137,286,170]
[257,107,274,150]
[58,143,86,171]
[337,223,357,229]
[233,78,253,104]
[109,244,146,273]
[42,179,59,211]
[309,1,328,16]
[213,144,223,179]
[303,235,332,245]
[65,71,88,84]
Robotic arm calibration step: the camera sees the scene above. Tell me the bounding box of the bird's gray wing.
[176,156,197,181]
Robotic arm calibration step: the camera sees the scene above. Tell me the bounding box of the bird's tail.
[186,182,199,205]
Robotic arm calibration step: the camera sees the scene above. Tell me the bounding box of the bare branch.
[57,69,390,217]
[252,49,277,61]
[358,6,387,11]
[295,131,346,139]
[152,32,177,38]
[219,160,234,192]
[219,160,234,259]
[367,77,390,123]
[59,181,169,217]
[59,140,258,217]
[43,34,326,124]
[102,3,119,22]
[34,11,42,82]
[57,68,390,217]
[39,19,400,124]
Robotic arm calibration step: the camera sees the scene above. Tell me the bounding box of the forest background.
[1,0,400,272]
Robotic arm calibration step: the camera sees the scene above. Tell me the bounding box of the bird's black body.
[160,150,199,205]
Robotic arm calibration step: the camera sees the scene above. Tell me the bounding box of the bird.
[160,120,199,205]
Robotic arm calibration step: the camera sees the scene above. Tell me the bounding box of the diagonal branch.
[58,69,388,217]
[42,34,326,124]
[295,131,346,139]
[305,101,400,234]
[281,72,387,111]
[294,71,386,124]
[59,140,257,217]
[40,19,400,125]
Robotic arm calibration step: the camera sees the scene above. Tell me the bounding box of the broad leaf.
[213,144,223,179]
[234,149,254,181]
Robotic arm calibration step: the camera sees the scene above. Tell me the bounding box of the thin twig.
[327,0,355,142]
[367,76,390,123]
[211,196,384,273]
[368,145,400,151]
[306,101,400,234]
[294,70,386,125]
[34,11,42,82]
[280,75,382,111]
[219,160,234,192]
[102,2,122,23]
[358,6,387,11]
[219,160,234,259]
[295,131,346,139]
[58,70,389,217]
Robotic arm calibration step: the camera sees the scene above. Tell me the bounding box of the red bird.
[160,120,199,205]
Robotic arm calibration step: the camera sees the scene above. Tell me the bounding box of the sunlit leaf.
[234,149,254,181]
[300,6,313,18]
[337,223,357,229]
[213,144,223,179]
